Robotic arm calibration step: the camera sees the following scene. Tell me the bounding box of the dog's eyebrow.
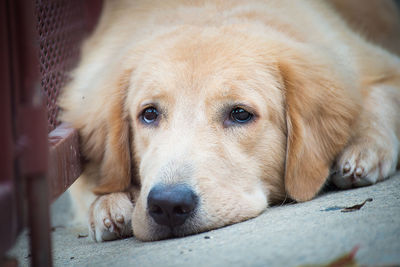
[139,95,168,107]
[135,92,171,113]
[221,101,254,110]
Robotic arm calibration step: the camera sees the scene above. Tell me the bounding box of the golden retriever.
[60,0,400,242]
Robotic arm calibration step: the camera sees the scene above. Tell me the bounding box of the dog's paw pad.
[332,141,397,189]
[89,193,134,242]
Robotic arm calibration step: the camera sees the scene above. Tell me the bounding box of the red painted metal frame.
[48,123,82,201]
[7,0,53,265]
[0,0,19,257]
[1,0,103,265]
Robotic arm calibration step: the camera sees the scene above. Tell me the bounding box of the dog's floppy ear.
[278,47,360,202]
[60,64,135,195]
[91,68,134,194]
[93,70,132,194]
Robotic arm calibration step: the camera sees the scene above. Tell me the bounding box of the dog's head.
[67,26,359,240]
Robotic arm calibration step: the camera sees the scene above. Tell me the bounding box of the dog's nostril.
[173,205,190,215]
[147,184,198,227]
[149,204,163,215]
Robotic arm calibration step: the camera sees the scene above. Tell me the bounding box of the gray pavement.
[8,172,400,267]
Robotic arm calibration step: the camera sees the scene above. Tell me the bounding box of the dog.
[59,0,400,242]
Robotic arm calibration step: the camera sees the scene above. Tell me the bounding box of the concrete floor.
[8,172,400,267]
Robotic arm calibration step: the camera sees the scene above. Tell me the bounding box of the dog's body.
[60,0,400,241]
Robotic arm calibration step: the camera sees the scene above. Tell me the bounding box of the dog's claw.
[354,167,363,178]
[343,162,351,174]
[103,218,112,228]
[116,215,124,224]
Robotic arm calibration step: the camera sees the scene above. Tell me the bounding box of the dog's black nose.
[147,184,198,227]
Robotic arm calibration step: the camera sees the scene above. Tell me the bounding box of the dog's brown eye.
[141,107,159,124]
[230,107,253,123]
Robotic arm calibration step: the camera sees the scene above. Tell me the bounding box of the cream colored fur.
[60,0,400,241]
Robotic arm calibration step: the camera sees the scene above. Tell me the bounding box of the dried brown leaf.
[341,198,373,212]
[298,246,359,267]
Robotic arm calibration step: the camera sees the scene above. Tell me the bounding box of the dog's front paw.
[332,138,398,189]
[89,192,134,242]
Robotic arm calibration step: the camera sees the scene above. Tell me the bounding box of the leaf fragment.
[298,246,359,267]
[78,234,88,238]
[341,198,373,212]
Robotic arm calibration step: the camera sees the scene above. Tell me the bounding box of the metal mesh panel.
[36,0,99,132]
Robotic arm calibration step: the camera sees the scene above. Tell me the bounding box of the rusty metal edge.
[48,123,82,202]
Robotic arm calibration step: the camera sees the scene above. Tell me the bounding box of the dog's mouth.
[148,215,203,240]
[134,210,208,241]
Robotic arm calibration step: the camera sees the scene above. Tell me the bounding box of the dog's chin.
[133,217,207,241]
[152,225,200,241]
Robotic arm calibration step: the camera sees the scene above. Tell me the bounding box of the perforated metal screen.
[36,0,102,132]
